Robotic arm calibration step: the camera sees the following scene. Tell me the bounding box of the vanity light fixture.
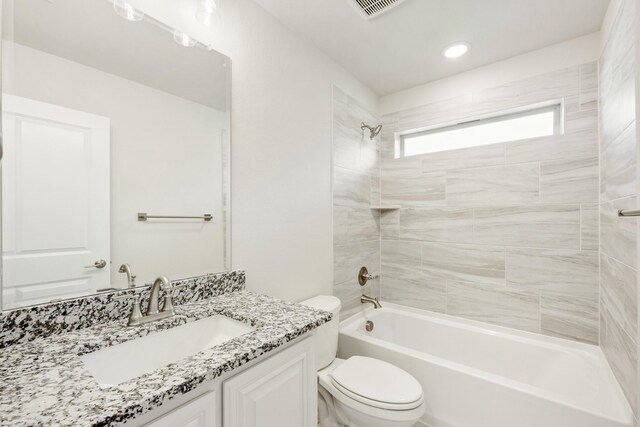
[196,0,218,27]
[173,30,197,47]
[113,0,144,22]
[442,42,470,59]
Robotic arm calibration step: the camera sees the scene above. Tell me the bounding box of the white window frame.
[395,101,564,159]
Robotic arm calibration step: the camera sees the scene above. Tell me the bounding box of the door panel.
[2,95,110,308]
[144,392,216,427]
[223,337,316,427]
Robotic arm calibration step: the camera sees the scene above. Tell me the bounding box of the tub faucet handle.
[358,266,379,286]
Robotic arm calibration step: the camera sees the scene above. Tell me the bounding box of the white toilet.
[301,295,425,427]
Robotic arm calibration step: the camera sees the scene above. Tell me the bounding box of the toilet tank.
[300,295,341,370]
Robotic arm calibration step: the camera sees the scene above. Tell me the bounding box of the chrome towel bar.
[138,213,213,222]
[618,209,640,217]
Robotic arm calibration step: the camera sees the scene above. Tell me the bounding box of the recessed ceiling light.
[443,43,470,59]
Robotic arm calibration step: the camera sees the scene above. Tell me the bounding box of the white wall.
[127,0,378,301]
[2,41,229,287]
[379,33,602,115]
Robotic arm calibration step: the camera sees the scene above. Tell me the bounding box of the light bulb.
[196,0,218,27]
[173,30,197,47]
[442,43,470,59]
[113,0,144,22]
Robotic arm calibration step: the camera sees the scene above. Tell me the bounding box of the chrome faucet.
[361,294,382,309]
[118,263,136,288]
[115,276,183,326]
[145,276,176,321]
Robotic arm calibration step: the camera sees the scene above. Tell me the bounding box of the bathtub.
[338,303,632,427]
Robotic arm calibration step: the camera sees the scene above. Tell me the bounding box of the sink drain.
[365,320,374,332]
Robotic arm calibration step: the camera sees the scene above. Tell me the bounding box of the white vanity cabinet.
[140,336,316,427]
[223,334,316,427]
[144,392,217,427]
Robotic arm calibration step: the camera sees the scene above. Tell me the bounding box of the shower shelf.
[370,205,401,211]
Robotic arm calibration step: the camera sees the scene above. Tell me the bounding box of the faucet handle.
[161,283,186,315]
[113,293,144,326]
[358,266,380,286]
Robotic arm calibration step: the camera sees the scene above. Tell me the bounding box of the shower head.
[361,122,383,140]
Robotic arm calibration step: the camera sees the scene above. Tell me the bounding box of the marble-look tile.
[383,278,447,313]
[422,242,505,286]
[381,240,446,312]
[541,292,599,344]
[347,208,380,243]
[334,242,379,306]
[601,196,637,269]
[421,143,505,173]
[333,166,371,207]
[400,207,474,243]
[506,109,598,164]
[380,209,400,240]
[472,66,579,116]
[601,253,638,340]
[446,281,540,333]
[397,94,474,131]
[382,160,445,207]
[334,278,380,320]
[601,305,638,417]
[333,98,362,170]
[333,205,349,247]
[473,205,580,249]
[579,62,598,111]
[505,248,598,296]
[446,163,539,206]
[360,240,381,277]
[334,244,361,285]
[370,173,381,206]
[580,204,599,250]
[539,156,598,204]
[599,0,635,145]
[601,122,636,201]
[381,240,421,275]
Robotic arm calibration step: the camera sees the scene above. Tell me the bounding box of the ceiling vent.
[349,0,407,20]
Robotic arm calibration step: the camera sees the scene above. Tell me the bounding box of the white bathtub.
[338,303,632,427]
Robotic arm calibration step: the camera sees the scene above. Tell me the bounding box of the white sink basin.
[80,315,254,388]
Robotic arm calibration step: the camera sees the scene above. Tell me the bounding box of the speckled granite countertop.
[0,291,331,427]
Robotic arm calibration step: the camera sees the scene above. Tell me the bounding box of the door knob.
[85,259,107,269]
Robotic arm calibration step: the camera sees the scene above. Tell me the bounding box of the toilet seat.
[318,358,425,425]
[329,356,424,411]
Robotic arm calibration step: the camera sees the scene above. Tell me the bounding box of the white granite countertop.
[0,291,331,427]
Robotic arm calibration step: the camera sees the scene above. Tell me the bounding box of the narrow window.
[398,104,562,158]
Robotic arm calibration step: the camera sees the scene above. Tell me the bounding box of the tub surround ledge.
[0,291,331,427]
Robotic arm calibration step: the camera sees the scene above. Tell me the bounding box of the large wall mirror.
[0,0,231,310]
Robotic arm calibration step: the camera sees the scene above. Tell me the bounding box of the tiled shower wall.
[379,64,600,344]
[599,0,638,419]
[332,86,381,317]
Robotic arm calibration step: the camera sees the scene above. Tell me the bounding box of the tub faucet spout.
[361,294,382,309]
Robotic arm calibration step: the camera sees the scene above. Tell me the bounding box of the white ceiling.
[253,0,611,95]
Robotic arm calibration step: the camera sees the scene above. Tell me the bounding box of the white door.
[144,392,217,427]
[1,94,110,308]
[223,337,317,427]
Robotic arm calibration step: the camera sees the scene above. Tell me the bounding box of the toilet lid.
[329,356,423,407]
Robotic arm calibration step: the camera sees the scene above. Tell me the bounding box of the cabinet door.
[223,336,316,427]
[145,391,217,427]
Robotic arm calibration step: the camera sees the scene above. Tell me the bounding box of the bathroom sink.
[80,315,254,388]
